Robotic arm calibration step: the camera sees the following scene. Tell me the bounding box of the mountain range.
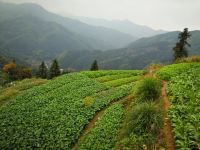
[0,2,200,70]
[70,16,167,38]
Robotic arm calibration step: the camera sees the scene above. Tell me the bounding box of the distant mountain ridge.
[70,16,167,38]
[0,1,135,50]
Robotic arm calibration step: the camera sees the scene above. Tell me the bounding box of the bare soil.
[161,81,176,150]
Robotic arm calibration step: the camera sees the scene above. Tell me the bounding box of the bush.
[136,77,161,102]
[0,71,9,87]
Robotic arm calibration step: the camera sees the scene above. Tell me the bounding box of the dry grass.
[175,55,200,63]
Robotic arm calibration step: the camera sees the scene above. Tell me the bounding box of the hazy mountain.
[71,16,167,38]
[0,14,99,65]
[0,2,135,50]
[0,2,199,70]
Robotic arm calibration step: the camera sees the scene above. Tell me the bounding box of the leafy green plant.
[81,70,145,78]
[156,63,200,80]
[0,71,139,149]
[77,104,124,150]
[104,76,139,87]
[166,65,200,150]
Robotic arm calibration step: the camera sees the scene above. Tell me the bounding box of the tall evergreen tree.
[38,61,48,79]
[50,59,61,79]
[90,60,99,71]
[173,28,191,61]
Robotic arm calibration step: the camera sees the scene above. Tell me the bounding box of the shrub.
[135,77,161,102]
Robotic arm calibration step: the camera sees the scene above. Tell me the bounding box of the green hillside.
[96,31,200,69]
[0,62,199,149]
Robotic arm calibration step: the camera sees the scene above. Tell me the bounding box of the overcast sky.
[2,0,200,30]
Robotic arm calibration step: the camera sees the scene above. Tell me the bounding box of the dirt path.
[162,81,175,150]
[72,94,134,150]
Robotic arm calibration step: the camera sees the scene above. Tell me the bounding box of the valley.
[0,1,200,149]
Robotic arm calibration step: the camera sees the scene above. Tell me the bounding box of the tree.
[50,59,61,79]
[2,60,16,73]
[38,61,48,79]
[173,28,191,61]
[90,60,99,71]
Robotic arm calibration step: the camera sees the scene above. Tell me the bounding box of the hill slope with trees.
[58,31,200,70]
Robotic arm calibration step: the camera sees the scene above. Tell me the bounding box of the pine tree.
[90,60,99,71]
[173,28,191,61]
[38,61,48,79]
[50,59,61,79]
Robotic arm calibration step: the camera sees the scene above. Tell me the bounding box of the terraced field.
[1,64,199,150]
[156,63,200,150]
[0,70,143,149]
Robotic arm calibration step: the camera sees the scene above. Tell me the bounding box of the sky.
[2,0,200,31]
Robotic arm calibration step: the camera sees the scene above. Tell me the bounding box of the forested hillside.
[59,31,200,70]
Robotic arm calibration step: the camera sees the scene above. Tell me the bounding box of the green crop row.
[156,63,200,80]
[0,74,108,149]
[77,104,124,150]
[95,73,134,83]
[104,76,139,87]
[81,70,144,78]
[0,73,134,149]
[166,65,200,149]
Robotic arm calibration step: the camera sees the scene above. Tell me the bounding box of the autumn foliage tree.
[2,60,32,80]
[2,60,16,74]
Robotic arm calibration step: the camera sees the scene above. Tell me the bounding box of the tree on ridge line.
[173,28,191,61]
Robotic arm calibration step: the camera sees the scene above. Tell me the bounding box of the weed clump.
[123,103,163,150]
[83,96,94,107]
[136,77,162,103]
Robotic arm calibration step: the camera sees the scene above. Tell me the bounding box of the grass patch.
[135,77,162,103]
[119,103,163,150]
[175,55,200,63]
